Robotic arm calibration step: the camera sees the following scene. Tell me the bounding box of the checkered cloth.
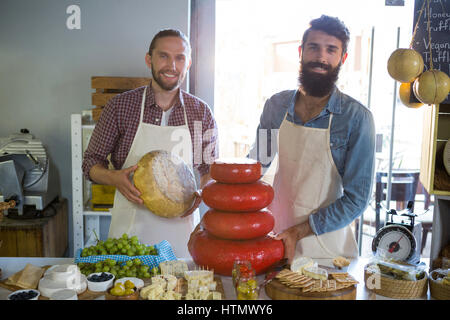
[74,240,177,269]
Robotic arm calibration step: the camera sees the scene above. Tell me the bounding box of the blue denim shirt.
[248,86,375,236]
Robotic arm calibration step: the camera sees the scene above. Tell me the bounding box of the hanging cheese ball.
[133,150,196,218]
[413,69,450,105]
[387,48,424,83]
[399,82,423,108]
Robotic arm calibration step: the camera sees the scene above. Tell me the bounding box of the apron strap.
[139,87,147,124]
[182,102,188,127]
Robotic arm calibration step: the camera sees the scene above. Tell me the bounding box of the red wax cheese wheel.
[210,158,262,184]
[201,209,274,240]
[188,229,284,276]
[202,180,274,212]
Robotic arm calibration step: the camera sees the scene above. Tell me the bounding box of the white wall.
[0,0,191,256]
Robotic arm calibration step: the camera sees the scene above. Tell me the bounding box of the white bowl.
[8,289,40,300]
[114,277,145,289]
[87,272,115,292]
[49,289,78,300]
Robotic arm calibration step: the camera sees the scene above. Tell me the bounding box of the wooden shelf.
[420,104,450,196]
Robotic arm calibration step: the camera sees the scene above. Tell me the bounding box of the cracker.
[326,280,337,292]
[302,285,313,293]
[330,272,349,279]
[333,274,358,285]
[290,279,315,288]
[310,280,322,292]
[275,269,292,279]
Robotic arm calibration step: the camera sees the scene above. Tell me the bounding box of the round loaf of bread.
[133,150,196,218]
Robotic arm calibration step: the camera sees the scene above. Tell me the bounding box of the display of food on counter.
[159,260,189,277]
[139,269,222,300]
[133,150,197,218]
[210,158,262,184]
[290,256,315,274]
[8,289,40,300]
[75,234,171,279]
[332,256,350,269]
[189,229,284,276]
[38,264,87,298]
[77,258,155,279]
[0,259,225,300]
[432,269,450,286]
[365,257,427,281]
[189,159,284,276]
[429,268,450,300]
[201,208,275,240]
[48,289,78,300]
[184,270,221,300]
[4,263,45,289]
[140,274,182,300]
[114,277,145,289]
[109,279,137,297]
[275,268,358,293]
[233,261,259,300]
[80,233,157,257]
[202,180,274,212]
[86,272,115,292]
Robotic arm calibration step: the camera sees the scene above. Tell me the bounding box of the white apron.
[108,87,198,258]
[269,112,358,259]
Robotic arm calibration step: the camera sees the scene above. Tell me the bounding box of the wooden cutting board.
[265,278,356,300]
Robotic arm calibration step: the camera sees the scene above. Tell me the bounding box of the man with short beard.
[249,15,375,263]
[82,29,218,258]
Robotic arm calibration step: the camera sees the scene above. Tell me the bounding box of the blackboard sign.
[412,0,450,104]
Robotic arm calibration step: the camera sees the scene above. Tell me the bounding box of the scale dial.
[372,225,416,261]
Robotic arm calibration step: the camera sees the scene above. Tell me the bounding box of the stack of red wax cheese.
[188,159,284,276]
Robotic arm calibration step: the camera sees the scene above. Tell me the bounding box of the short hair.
[301,15,350,55]
[148,28,191,56]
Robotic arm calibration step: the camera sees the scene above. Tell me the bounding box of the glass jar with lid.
[232,260,252,288]
[236,268,258,300]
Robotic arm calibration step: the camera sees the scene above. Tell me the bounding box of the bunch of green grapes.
[80,233,158,257]
[78,259,160,279]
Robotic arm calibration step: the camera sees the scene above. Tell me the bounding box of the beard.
[298,60,341,97]
[151,63,185,91]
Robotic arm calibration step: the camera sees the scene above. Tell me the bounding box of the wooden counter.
[0,198,68,257]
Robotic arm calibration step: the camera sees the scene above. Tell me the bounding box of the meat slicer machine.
[0,129,60,217]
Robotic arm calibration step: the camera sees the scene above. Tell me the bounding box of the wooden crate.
[91,76,151,121]
[0,198,68,257]
[420,103,450,195]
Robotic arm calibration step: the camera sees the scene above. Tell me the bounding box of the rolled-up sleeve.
[309,109,376,235]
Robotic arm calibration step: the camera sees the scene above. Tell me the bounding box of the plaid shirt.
[82,82,219,180]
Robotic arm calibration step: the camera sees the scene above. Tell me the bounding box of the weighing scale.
[372,201,422,263]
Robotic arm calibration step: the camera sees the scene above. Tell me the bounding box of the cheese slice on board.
[290,257,315,275]
[303,266,328,281]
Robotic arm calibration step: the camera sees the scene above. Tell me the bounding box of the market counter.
[0,256,431,300]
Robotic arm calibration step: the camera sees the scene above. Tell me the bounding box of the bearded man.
[249,15,375,263]
[83,29,218,258]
